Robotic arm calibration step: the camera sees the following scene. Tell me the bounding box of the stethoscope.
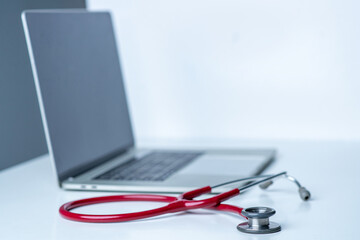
[59,171,310,234]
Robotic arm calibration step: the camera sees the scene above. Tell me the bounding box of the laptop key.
[94,151,202,182]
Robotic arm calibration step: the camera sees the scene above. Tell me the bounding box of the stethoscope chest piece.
[237,207,281,234]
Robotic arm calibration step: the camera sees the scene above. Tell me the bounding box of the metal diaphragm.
[237,207,281,234]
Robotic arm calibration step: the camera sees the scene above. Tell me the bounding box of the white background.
[87,0,360,142]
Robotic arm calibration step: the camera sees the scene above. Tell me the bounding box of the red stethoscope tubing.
[59,186,245,223]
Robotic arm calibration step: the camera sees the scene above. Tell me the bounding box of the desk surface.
[1,140,359,239]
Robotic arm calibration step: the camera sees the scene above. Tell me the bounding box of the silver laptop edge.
[22,11,61,187]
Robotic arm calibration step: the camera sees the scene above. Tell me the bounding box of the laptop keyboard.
[94,151,202,181]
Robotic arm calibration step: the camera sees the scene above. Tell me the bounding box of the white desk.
[1,140,359,239]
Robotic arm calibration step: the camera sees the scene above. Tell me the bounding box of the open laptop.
[22,10,275,193]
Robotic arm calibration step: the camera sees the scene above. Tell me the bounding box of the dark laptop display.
[25,12,134,180]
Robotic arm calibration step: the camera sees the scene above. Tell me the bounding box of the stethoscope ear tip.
[299,187,311,201]
[259,180,273,189]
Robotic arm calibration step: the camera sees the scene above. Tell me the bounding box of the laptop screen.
[23,11,134,181]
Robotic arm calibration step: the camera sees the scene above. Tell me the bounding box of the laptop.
[22,10,275,193]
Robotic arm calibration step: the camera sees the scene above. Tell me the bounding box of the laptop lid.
[22,10,134,182]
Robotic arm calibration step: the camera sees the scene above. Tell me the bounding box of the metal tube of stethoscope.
[212,171,311,201]
[211,173,285,189]
[260,174,302,189]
